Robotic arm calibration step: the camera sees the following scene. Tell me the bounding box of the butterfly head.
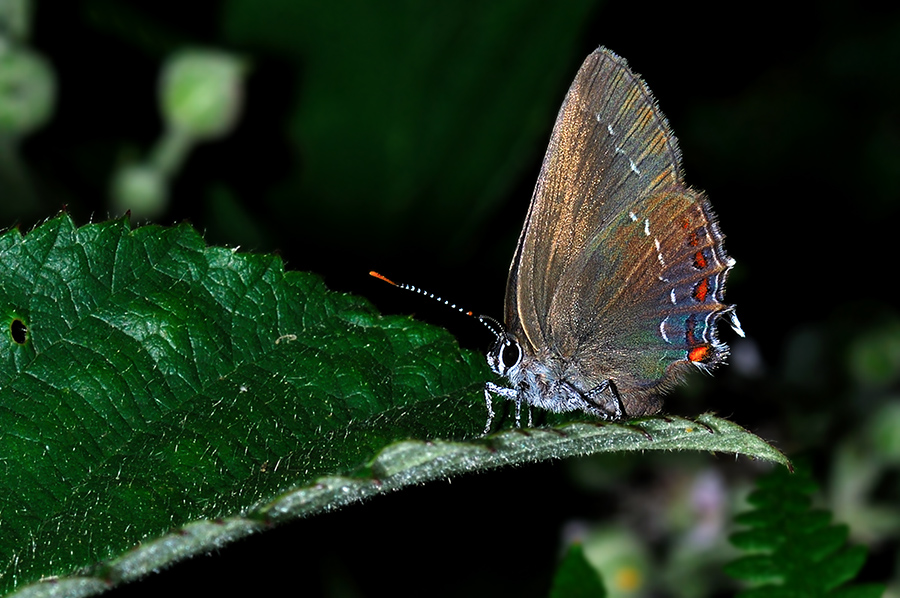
[473,314,522,378]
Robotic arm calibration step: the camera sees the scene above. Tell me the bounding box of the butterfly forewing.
[508,48,682,350]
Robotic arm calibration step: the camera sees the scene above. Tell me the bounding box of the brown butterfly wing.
[504,47,736,414]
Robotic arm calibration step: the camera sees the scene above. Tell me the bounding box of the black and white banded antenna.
[369,271,504,341]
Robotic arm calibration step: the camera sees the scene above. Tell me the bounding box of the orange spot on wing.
[689,346,710,362]
[693,250,708,270]
[693,278,710,302]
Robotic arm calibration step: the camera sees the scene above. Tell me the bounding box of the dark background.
[8,1,900,596]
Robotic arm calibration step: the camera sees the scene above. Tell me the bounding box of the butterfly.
[481,46,743,433]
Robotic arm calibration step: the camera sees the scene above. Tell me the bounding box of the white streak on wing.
[643,219,650,236]
[660,316,671,343]
[702,311,716,341]
[614,146,640,176]
[607,124,615,135]
[729,310,746,337]
[670,289,677,304]
[629,211,638,221]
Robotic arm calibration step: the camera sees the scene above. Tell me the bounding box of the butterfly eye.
[500,340,522,371]
[487,337,522,376]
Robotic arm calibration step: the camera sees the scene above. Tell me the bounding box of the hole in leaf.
[11,319,28,344]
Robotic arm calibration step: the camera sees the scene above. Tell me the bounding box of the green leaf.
[725,555,785,584]
[729,528,785,552]
[1,214,788,596]
[549,543,606,598]
[816,546,869,592]
[796,525,848,562]
[727,464,882,598]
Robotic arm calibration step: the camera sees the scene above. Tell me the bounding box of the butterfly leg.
[484,382,519,435]
[482,387,495,435]
[585,379,626,420]
[512,400,532,428]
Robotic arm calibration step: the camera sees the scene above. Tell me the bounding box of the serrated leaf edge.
[6,414,788,598]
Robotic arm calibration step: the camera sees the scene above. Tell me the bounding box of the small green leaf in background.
[0,48,55,138]
[111,49,248,220]
[550,543,606,598]
[725,463,885,598]
[0,214,787,596]
[160,49,245,142]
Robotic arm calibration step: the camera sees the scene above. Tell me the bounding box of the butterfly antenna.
[475,314,505,341]
[369,271,504,340]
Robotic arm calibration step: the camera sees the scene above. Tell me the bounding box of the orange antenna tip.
[369,271,397,286]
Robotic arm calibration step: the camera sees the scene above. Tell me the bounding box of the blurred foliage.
[1,0,899,597]
[725,463,885,597]
[550,543,608,598]
[111,48,247,218]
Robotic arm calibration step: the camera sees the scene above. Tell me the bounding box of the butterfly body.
[483,46,743,433]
